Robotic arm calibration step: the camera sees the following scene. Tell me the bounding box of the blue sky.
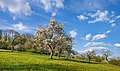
[0,0,120,56]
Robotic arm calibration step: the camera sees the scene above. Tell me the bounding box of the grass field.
[0,49,120,71]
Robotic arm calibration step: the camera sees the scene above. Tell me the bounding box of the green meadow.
[0,49,120,71]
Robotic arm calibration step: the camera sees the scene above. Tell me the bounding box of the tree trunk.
[58,47,60,58]
[48,44,54,59]
[11,38,15,52]
[11,45,14,52]
[66,53,69,59]
[58,52,60,58]
[105,57,108,61]
[105,57,109,64]
[66,56,69,59]
[88,58,90,63]
[50,49,53,59]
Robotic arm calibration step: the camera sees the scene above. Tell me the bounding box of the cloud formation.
[86,47,108,52]
[69,30,77,38]
[92,33,107,41]
[106,30,112,34]
[0,0,32,16]
[113,43,120,47]
[111,23,116,27]
[77,10,120,27]
[88,10,109,23]
[78,46,108,54]
[91,30,112,41]
[84,42,111,47]
[77,15,88,21]
[39,0,64,17]
[13,22,28,31]
[81,30,112,41]
[82,33,91,40]
[84,41,120,49]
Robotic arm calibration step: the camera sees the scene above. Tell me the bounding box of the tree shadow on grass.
[0,63,76,71]
[0,49,20,53]
[0,49,11,52]
[52,58,100,64]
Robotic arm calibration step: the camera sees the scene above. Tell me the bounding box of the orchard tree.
[102,50,111,63]
[10,30,20,52]
[1,29,20,51]
[34,19,73,59]
[86,50,96,63]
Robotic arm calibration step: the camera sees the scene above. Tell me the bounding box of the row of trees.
[0,19,74,59]
[75,49,111,63]
[85,50,111,63]
[0,30,31,51]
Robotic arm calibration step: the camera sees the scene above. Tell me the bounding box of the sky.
[0,0,120,56]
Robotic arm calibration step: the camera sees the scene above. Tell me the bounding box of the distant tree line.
[0,19,76,59]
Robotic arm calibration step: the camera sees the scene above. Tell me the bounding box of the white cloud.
[106,30,112,34]
[84,42,104,47]
[39,0,64,16]
[0,0,32,16]
[13,22,28,31]
[108,19,115,23]
[85,49,93,52]
[78,47,109,54]
[51,12,56,17]
[83,33,91,40]
[111,11,115,17]
[92,47,108,51]
[111,23,116,27]
[55,0,64,8]
[116,15,120,19]
[39,0,52,12]
[78,50,86,54]
[13,16,16,20]
[92,33,107,41]
[84,42,112,47]
[69,30,77,38]
[86,47,108,51]
[77,15,88,21]
[77,10,120,28]
[83,30,111,41]
[84,42,120,48]
[113,43,120,47]
[88,10,109,23]
[0,20,34,33]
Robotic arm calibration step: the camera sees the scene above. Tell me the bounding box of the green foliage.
[0,49,120,71]
[0,40,9,49]
[93,56,104,62]
[109,57,120,66]
[12,36,27,45]
[14,44,26,52]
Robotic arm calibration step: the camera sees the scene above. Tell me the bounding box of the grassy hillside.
[0,49,120,71]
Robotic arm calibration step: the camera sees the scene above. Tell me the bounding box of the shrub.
[24,42,32,51]
[109,57,120,66]
[0,40,8,49]
[14,44,26,52]
[93,56,104,62]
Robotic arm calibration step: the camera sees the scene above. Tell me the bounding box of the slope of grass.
[0,49,120,71]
